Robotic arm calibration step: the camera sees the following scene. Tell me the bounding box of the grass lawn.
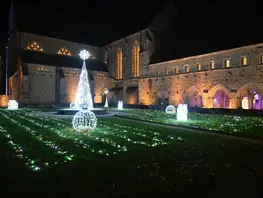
[1,108,263,197]
[122,109,263,140]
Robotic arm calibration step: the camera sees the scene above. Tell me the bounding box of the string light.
[72,49,93,110]
[72,110,97,132]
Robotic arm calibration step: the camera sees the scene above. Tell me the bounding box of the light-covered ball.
[72,110,97,132]
[70,102,76,109]
[165,105,176,114]
[8,100,18,110]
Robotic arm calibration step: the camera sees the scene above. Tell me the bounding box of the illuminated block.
[177,104,188,121]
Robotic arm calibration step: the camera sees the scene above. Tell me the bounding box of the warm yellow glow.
[26,41,44,52]
[174,67,178,74]
[210,61,215,69]
[117,49,123,79]
[0,95,9,107]
[242,57,247,66]
[133,41,140,77]
[185,66,189,73]
[57,48,72,56]
[225,59,230,68]
[197,64,201,71]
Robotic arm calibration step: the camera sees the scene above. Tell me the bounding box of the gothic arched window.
[117,48,123,79]
[133,41,140,77]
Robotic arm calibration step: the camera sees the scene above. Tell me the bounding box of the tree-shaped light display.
[8,100,18,110]
[177,104,188,121]
[72,110,97,132]
[74,49,93,110]
[165,105,176,114]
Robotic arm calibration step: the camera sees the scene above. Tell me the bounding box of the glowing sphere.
[165,105,176,114]
[70,102,77,109]
[177,104,188,121]
[8,100,18,110]
[72,110,97,132]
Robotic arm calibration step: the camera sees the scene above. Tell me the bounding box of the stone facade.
[7,30,263,110]
[139,43,263,109]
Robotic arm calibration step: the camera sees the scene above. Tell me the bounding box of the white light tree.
[74,49,93,110]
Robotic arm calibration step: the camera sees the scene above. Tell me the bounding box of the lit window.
[174,67,178,74]
[197,64,201,71]
[165,69,169,75]
[26,41,44,52]
[117,48,123,79]
[224,59,230,68]
[241,57,247,66]
[57,48,71,56]
[260,54,263,64]
[185,66,189,73]
[133,41,140,77]
[210,61,215,69]
[156,71,159,76]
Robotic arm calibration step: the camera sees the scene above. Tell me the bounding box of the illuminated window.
[185,66,189,73]
[26,41,44,52]
[165,69,169,75]
[197,64,201,71]
[133,41,140,77]
[117,48,123,79]
[241,57,247,66]
[224,59,230,68]
[174,67,178,74]
[156,71,159,76]
[260,54,263,64]
[210,61,215,69]
[57,48,71,56]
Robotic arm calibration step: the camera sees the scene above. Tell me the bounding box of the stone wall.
[139,43,263,108]
[21,32,100,59]
[101,28,152,80]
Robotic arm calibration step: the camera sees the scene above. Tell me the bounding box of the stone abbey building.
[3,1,263,110]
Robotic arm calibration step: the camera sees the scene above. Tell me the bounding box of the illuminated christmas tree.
[74,49,93,110]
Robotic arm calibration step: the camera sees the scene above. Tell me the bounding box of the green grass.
[1,108,263,197]
[122,109,263,139]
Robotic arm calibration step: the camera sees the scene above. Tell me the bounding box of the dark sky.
[0,0,262,50]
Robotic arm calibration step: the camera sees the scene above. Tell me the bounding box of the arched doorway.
[185,88,203,107]
[213,90,229,108]
[156,90,169,105]
[237,84,263,110]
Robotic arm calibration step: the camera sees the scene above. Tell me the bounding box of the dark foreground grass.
[123,109,263,140]
[0,109,263,197]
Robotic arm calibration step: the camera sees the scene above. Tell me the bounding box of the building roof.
[20,50,108,72]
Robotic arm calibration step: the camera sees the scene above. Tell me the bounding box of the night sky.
[0,0,262,52]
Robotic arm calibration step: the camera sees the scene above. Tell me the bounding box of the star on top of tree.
[79,49,90,60]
